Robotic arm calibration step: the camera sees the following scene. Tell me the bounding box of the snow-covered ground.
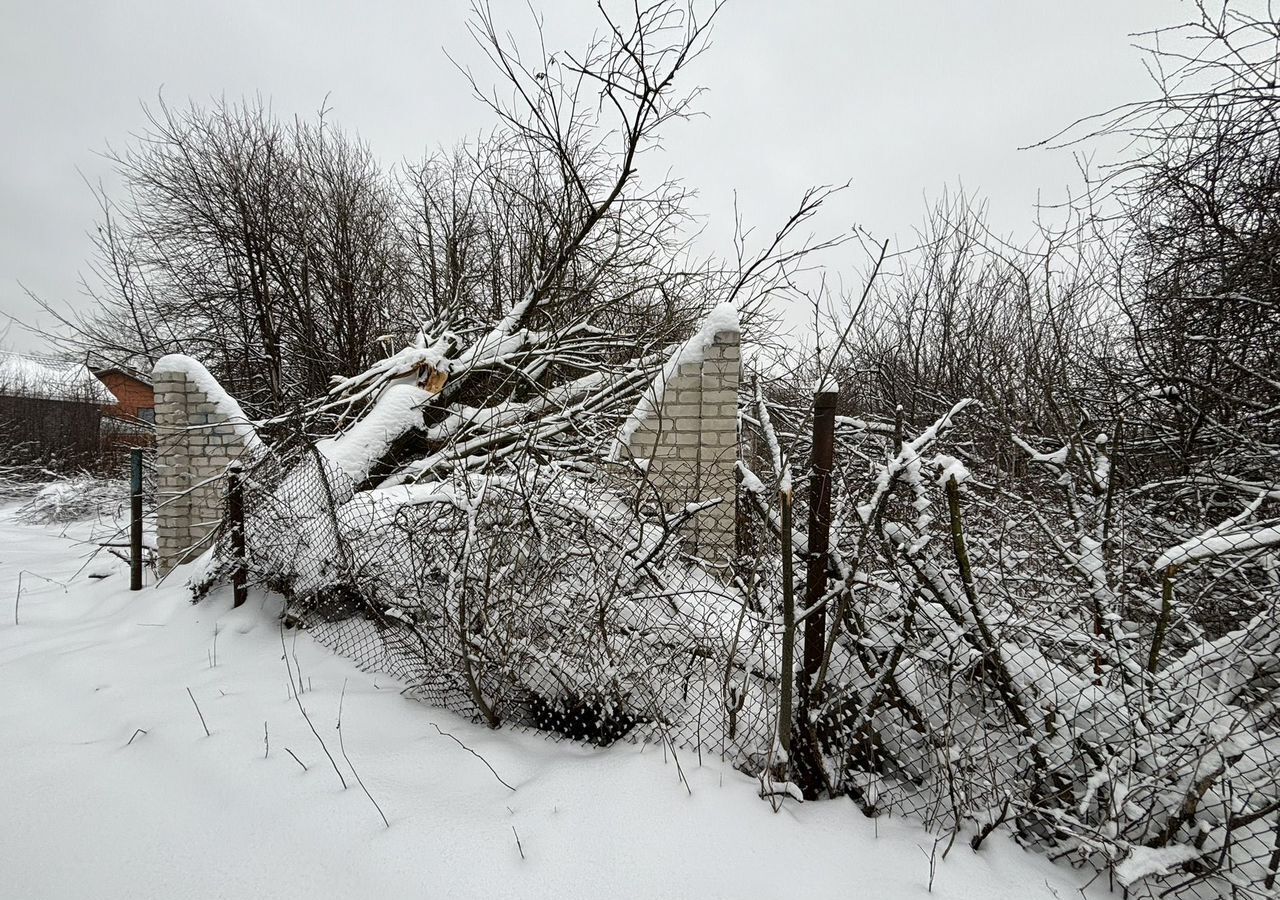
[0,505,1105,899]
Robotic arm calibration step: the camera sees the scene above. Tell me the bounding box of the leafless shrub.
[15,474,128,525]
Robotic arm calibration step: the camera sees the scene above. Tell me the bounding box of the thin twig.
[186,687,210,737]
[430,722,516,791]
[126,728,148,746]
[280,619,346,789]
[285,747,308,772]
[12,569,68,625]
[337,680,389,828]
[668,734,693,798]
[512,825,526,860]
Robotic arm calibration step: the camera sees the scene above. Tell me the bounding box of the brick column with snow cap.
[615,303,741,566]
[152,355,263,575]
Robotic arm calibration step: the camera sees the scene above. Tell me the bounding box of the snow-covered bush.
[0,468,44,501]
[186,352,1280,898]
[15,475,128,524]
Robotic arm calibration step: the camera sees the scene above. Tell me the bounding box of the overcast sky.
[0,0,1182,353]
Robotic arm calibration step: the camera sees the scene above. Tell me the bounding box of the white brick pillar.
[619,305,741,566]
[693,328,740,564]
[152,356,260,575]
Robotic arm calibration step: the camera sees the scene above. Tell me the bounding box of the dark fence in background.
[0,394,104,471]
[0,391,154,484]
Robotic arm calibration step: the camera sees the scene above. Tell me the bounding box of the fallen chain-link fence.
[191,402,1280,899]
[197,443,781,764]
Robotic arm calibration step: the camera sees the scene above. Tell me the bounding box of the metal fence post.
[130,448,143,591]
[228,465,247,608]
[802,386,838,702]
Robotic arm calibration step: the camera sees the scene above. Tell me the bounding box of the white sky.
[0,0,1183,352]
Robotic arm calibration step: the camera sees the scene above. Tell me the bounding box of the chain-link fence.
[197,442,781,763]
[755,402,1280,900]
[193,403,1280,899]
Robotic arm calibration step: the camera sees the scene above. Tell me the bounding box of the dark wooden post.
[129,448,144,591]
[784,386,839,801]
[777,471,795,761]
[802,387,838,701]
[228,465,247,608]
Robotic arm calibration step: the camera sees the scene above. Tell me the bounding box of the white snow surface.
[931,453,970,486]
[1155,527,1280,570]
[0,504,1104,900]
[153,354,263,453]
[737,459,769,496]
[1114,844,1204,886]
[1011,434,1069,467]
[1152,494,1280,570]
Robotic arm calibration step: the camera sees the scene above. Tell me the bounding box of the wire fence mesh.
[198,444,781,762]
[773,407,1280,899]
[191,403,1280,899]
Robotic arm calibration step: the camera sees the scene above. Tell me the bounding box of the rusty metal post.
[228,465,247,608]
[802,387,838,701]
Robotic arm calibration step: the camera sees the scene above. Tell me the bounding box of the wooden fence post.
[783,385,839,800]
[777,469,795,761]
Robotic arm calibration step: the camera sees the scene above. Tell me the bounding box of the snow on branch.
[1153,495,1280,571]
[857,398,975,526]
[316,384,435,482]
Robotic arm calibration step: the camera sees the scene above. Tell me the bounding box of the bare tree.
[42,98,405,413]
[398,128,711,362]
[1045,1,1280,491]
